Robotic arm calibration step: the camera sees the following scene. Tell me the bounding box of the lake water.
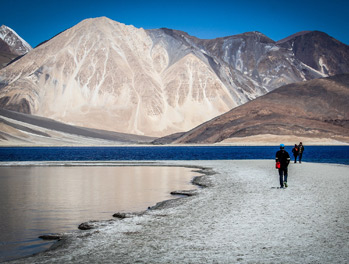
[0,145,348,262]
[0,165,198,262]
[0,145,348,164]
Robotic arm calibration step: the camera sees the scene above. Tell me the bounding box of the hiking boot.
[284,182,288,188]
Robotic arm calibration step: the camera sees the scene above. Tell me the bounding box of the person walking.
[276,144,290,188]
[298,142,305,163]
[292,144,299,163]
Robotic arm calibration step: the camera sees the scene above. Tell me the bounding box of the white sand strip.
[10,160,349,264]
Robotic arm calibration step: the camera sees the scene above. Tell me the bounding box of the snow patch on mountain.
[319,57,329,75]
[0,25,32,55]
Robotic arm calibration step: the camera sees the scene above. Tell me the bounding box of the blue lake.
[0,145,348,165]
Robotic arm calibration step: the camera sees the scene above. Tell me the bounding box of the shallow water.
[0,166,198,262]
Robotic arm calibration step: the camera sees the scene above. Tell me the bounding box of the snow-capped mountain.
[0,25,32,69]
[0,25,32,55]
[0,17,348,137]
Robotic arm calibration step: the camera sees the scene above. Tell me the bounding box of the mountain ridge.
[0,17,348,141]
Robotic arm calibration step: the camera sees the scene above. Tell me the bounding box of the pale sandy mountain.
[0,17,236,137]
[156,74,349,144]
[0,17,348,139]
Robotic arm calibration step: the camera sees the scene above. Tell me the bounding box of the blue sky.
[2,0,348,47]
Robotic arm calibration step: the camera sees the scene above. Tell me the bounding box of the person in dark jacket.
[298,142,304,163]
[292,144,299,163]
[276,144,291,188]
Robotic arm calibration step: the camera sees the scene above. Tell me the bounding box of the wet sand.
[7,160,349,264]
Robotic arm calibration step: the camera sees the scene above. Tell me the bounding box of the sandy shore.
[8,160,349,264]
[218,134,349,146]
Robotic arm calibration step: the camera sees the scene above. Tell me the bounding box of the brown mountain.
[158,74,349,144]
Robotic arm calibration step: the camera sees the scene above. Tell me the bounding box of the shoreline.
[2,162,212,263]
[1,142,349,147]
[1,134,349,147]
[7,160,349,263]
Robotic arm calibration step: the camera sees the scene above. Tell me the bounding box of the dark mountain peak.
[278,30,345,46]
[276,31,312,44]
[240,31,271,38]
[277,30,349,76]
[220,31,275,44]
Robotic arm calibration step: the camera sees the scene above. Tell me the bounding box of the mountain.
[157,74,349,144]
[277,31,349,76]
[0,25,32,68]
[0,17,348,138]
[0,18,237,137]
[146,28,326,104]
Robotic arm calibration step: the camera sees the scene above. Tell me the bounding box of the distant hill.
[155,74,349,144]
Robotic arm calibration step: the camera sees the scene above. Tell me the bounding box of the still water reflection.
[0,166,198,262]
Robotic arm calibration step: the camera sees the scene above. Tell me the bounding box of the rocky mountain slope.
[0,25,32,69]
[158,74,349,144]
[0,17,348,138]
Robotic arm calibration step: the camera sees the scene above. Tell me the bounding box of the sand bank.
[9,160,349,263]
[218,134,349,146]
